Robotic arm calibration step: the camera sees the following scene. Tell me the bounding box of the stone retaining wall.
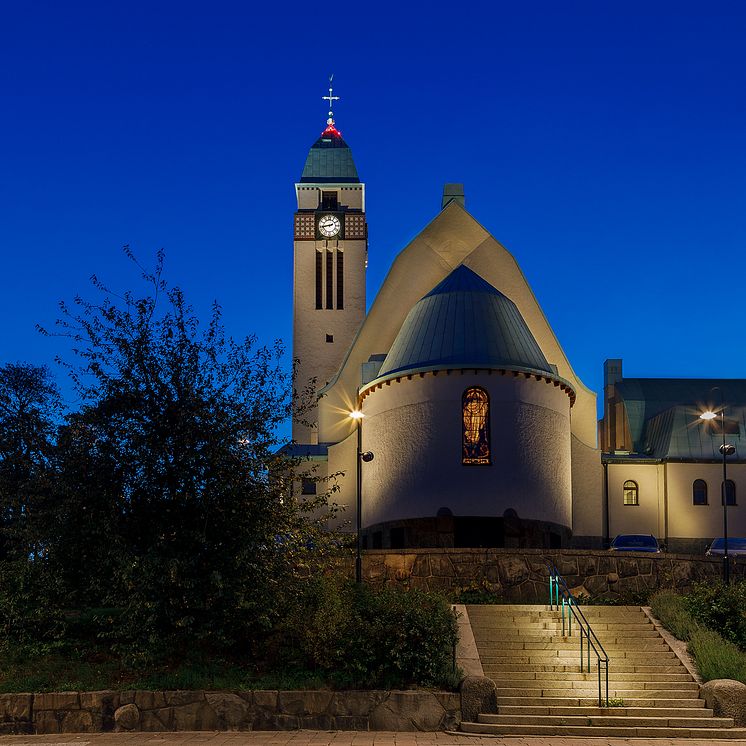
[0,690,461,734]
[361,548,746,600]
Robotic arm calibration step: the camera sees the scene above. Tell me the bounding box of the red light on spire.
[322,118,342,138]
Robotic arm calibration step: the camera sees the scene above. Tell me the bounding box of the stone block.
[300,714,335,729]
[114,703,140,731]
[60,709,94,733]
[498,555,528,586]
[483,562,500,583]
[430,554,455,577]
[140,708,170,731]
[331,715,369,730]
[34,691,79,711]
[165,690,204,707]
[252,690,278,709]
[328,691,381,717]
[411,553,430,578]
[205,692,251,730]
[32,710,59,733]
[172,700,217,730]
[460,676,496,722]
[133,691,167,710]
[701,679,746,726]
[618,558,640,578]
[0,693,32,722]
[584,574,609,595]
[80,690,119,711]
[278,690,333,716]
[369,691,447,731]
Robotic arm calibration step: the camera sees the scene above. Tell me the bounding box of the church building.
[288,90,745,552]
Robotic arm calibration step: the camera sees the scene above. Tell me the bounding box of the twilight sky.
[1,1,745,421]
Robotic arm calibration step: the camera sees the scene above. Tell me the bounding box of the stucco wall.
[607,463,663,538]
[359,372,572,530]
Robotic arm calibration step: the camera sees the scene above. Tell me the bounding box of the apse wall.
[359,370,573,533]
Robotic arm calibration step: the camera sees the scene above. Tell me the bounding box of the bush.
[688,628,746,684]
[650,590,701,642]
[281,576,459,689]
[684,580,746,650]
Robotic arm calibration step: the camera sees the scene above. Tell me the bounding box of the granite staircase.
[460,604,746,739]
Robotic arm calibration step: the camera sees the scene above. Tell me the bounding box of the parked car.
[609,534,662,553]
[706,537,746,556]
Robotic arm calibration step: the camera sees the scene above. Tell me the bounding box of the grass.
[650,590,746,685]
[0,641,331,693]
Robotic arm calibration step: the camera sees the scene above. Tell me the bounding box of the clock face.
[318,214,341,238]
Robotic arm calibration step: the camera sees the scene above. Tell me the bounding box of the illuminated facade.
[288,103,745,551]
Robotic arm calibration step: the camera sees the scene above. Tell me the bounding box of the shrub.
[650,590,700,642]
[684,580,746,650]
[688,628,746,684]
[281,576,459,689]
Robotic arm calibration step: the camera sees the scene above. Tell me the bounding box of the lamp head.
[350,410,364,420]
[700,411,718,421]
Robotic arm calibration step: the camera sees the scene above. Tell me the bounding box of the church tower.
[292,82,367,442]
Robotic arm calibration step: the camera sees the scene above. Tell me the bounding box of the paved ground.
[0,733,740,746]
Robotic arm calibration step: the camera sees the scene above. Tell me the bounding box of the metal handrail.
[544,558,609,707]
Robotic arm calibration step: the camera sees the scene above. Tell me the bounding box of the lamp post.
[700,398,736,585]
[350,410,374,584]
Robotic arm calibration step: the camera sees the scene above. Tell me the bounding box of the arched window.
[723,479,737,506]
[623,480,639,505]
[462,387,490,465]
[693,479,708,505]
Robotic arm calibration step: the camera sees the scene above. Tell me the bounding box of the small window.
[325,250,333,310]
[623,480,639,506]
[723,479,737,506]
[462,387,490,465]
[693,479,708,505]
[315,251,323,309]
[321,191,338,210]
[301,478,316,496]
[325,334,334,343]
[372,531,383,549]
[336,250,344,309]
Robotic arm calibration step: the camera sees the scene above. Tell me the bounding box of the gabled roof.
[377,265,553,378]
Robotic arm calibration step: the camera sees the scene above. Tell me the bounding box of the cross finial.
[322,74,340,123]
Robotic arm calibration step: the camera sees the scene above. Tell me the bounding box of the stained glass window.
[462,387,490,465]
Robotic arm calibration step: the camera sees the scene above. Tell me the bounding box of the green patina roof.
[300,128,359,184]
[377,265,553,379]
[615,378,746,460]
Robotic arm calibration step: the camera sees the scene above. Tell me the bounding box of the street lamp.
[700,400,736,585]
[350,410,374,583]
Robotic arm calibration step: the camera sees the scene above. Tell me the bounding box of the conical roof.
[300,122,359,183]
[378,265,552,378]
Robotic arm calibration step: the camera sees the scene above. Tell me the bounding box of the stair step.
[490,680,698,691]
[478,714,735,728]
[496,706,714,717]
[495,696,705,708]
[493,688,699,698]
[488,671,692,681]
[484,663,686,673]
[459,722,746,739]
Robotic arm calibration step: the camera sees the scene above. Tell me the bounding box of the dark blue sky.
[2,1,745,419]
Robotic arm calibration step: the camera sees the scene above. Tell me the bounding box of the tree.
[41,248,337,660]
[0,362,60,560]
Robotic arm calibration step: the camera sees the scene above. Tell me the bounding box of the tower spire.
[322,74,340,123]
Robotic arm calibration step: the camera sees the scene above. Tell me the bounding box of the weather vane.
[322,74,339,123]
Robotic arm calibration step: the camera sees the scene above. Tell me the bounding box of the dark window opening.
[336,250,344,309]
[462,387,490,464]
[372,531,383,549]
[301,478,316,496]
[321,191,338,210]
[325,250,333,310]
[361,536,368,550]
[693,479,708,505]
[723,479,737,506]
[390,527,406,549]
[326,334,333,343]
[315,251,322,309]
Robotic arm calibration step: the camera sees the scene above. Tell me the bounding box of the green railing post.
[549,574,554,609]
